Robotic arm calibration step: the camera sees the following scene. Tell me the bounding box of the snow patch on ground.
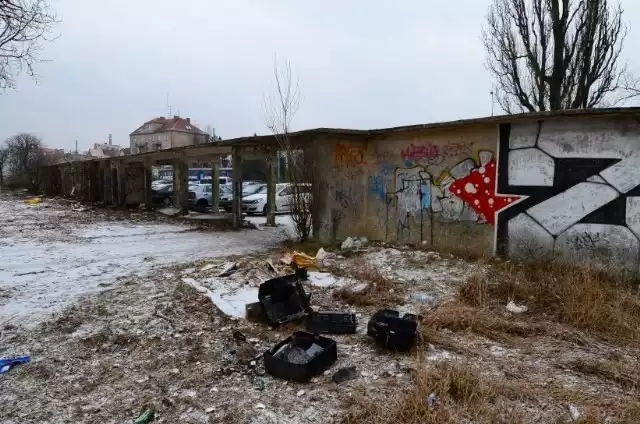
[0,197,291,328]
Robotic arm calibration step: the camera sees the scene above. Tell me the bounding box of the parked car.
[220,183,266,212]
[198,177,233,186]
[219,184,233,212]
[151,182,173,206]
[189,183,234,213]
[242,183,311,216]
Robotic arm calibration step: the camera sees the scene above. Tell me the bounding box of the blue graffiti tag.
[369,175,387,201]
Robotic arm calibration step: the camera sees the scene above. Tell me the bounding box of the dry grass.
[333,264,404,307]
[458,261,640,344]
[342,361,524,424]
[421,304,547,344]
[568,358,640,390]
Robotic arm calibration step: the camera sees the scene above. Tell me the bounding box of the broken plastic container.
[264,331,337,382]
[367,309,418,352]
[258,269,311,327]
[307,311,357,334]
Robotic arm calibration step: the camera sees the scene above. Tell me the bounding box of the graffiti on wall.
[333,143,367,167]
[376,149,519,242]
[496,120,640,271]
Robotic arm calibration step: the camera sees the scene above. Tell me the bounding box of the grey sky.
[1,0,639,151]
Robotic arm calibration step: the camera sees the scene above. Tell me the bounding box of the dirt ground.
[1,192,639,423]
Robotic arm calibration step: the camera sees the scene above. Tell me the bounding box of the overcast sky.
[1,0,639,151]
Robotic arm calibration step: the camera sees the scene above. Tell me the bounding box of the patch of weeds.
[457,261,640,344]
[333,265,404,307]
[342,361,522,424]
[568,358,640,390]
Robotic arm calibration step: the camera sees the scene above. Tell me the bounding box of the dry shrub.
[421,304,546,344]
[459,269,489,306]
[569,358,640,390]
[458,261,640,344]
[333,264,404,307]
[342,361,522,424]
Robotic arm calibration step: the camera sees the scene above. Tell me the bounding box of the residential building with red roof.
[129,115,209,154]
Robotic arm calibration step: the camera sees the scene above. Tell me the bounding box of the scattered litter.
[218,262,238,277]
[293,252,316,269]
[209,287,259,318]
[259,270,311,327]
[568,404,581,421]
[279,252,294,265]
[24,198,42,205]
[72,207,91,212]
[199,263,217,272]
[425,251,440,262]
[367,309,418,352]
[410,292,437,306]
[205,406,216,413]
[181,278,209,294]
[332,366,357,384]
[341,236,369,250]
[133,409,155,424]
[255,403,266,409]
[265,332,337,382]
[307,272,340,288]
[296,389,305,397]
[252,376,266,390]
[266,259,278,274]
[427,393,437,408]
[307,312,357,334]
[0,356,30,374]
[181,268,196,275]
[506,300,528,314]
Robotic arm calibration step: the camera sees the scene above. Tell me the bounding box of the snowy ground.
[0,193,292,328]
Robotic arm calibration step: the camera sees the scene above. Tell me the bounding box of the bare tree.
[484,0,636,113]
[0,0,58,90]
[5,132,47,192]
[0,143,8,186]
[263,60,313,241]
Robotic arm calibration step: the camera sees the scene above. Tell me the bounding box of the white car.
[242,183,311,215]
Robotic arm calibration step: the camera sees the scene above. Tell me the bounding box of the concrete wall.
[315,124,500,256]
[315,115,640,270]
[496,116,640,272]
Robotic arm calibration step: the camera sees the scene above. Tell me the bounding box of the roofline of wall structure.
[215,107,640,147]
[46,107,640,168]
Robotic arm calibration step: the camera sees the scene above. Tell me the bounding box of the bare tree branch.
[484,0,637,112]
[263,59,313,241]
[0,0,58,90]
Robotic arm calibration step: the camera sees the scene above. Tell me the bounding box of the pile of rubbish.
[181,243,420,386]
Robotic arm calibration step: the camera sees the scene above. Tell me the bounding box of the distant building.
[88,135,124,158]
[129,116,209,155]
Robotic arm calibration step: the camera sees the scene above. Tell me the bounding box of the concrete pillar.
[144,159,153,211]
[103,160,112,205]
[89,162,100,202]
[266,149,277,226]
[173,158,189,215]
[232,148,243,229]
[211,161,220,214]
[116,161,127,207]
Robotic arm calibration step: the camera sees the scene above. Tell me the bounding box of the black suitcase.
[258,269,311,327]
[367,309,418,352]
[307,311,357,334]
[264,331,337,382]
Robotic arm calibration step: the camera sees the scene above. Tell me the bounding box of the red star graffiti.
[448,160,523,225]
